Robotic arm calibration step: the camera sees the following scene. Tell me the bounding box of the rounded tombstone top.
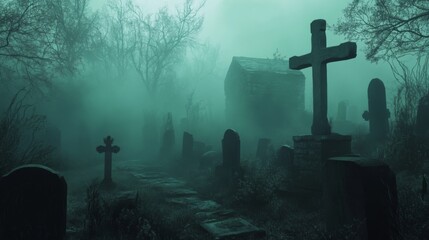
[223,129,240,141]
[311,19,326,33]
[183,131,193,138]
[2,164,62,179]
[0,164,67,240]
[369,78,385,90]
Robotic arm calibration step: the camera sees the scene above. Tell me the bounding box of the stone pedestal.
[324,156,398,240]
[292,134,352,191]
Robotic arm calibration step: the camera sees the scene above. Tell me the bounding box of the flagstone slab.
[132,173,166,180]
[195,210,236,222]
[201,217,265,239]
[166,196,201,205]
[145,178,187,188]
[119,163,265,239]
[192,200,221,211]
[163,188,198,197]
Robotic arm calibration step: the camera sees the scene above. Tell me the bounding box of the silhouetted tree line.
[0,0,205,95]
[0,0,206,172]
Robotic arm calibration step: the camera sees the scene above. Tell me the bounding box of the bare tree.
[384,54,429,171]
[390,54,429,127]
[335,0,429,62]
[49,0,99,73]
[129,0,205,97]
[97,0,135,78]
[0,0,98,91]
[0,89,53,175]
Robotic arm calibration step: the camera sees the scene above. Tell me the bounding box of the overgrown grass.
[82,180,157,240]
[396,174,429,240]
[77,179,203,240]
[233,161,286,208]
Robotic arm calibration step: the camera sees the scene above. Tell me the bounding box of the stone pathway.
[115,160,265,239]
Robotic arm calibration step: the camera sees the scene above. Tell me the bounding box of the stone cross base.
[291,134,352,192]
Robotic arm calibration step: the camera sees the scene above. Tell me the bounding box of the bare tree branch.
[0,0,98,91]
[335,0,429,62]
[0,89,53,175]
[128,0,205,97]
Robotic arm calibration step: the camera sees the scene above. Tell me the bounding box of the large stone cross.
[96,136,120,185]
[289,19,357,135]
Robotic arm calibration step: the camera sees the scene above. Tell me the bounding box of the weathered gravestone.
[216,129,242,185]
[415,94,429,137]
[362,78,390,142]
[0,165,67,240]
[182,131,194,161]
[96,136,120,186]
[256,138,274,163]
[222,129,240,171]
[160,112,175,161]
[277,145,294,173]
[288,19,356,191]
[325,156,399,240]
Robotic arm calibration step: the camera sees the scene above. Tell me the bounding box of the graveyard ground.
[61,152,429,240]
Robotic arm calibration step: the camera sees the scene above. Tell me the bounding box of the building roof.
[233,56,304,76]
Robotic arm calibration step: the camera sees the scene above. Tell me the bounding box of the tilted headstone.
[0,165,67,240]
[277,145,294,171]
[222,129,241,170]
[415,94,429,137]
[96,136,120,185]
[160,112,175,160]
[325,156,398,240]
[362,78,390,141]
[182,131,194,160]
[216,129,242,186]
[336,101,347,121]
[256,138,273,162]
[289,19,357,135]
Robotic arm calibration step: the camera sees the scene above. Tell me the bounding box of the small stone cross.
[289,19,357,135]
[96,136,120,185]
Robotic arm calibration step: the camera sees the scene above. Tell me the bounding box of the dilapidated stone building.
[225,56,305,136]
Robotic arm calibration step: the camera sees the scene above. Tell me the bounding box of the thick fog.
[1,0,399,167]
[198,0,396,112]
